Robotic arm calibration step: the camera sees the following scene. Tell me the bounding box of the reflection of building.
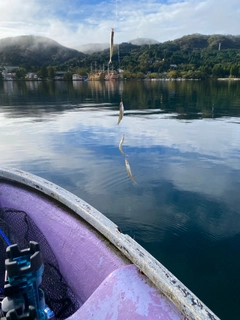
[87,80,105,92]
[72,80,87,90]
[25,81,41,91]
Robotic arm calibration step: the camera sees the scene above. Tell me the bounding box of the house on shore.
[25,73,38,80]
[54,71,66,80]
[2,66,19,80]
[72,74,86,81]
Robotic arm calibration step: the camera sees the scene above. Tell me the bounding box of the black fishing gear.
[0,241,54,320]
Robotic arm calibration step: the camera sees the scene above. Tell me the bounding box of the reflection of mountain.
[1,80,240,120]
[0,81,80,118]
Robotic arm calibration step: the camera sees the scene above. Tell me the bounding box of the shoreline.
[217,78,240,81]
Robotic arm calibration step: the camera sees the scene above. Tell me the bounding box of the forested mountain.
[0,35,85,67]
[76,38,159,53]
[82,34,240,78]
[1,34,240,79]
[171,34,240,50]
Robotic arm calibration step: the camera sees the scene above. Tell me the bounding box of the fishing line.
[115,0,123,102]
[115,0,121,69]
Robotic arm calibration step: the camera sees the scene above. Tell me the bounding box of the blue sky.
[0,0,239,49]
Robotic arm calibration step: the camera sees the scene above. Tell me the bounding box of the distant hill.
[0,35,85,66]
[1,33,240,77]
[129,38,159,45]
[169,34,240,50]
[76,38,159,54]
[76,43,110,54]
[76,34,240,54]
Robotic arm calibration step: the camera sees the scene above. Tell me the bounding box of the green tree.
[135,72,145,79]
[63,72,72,80]
[38,66,48,79]
[15,67,26,79]
[167,70,179,79]
[47,66,55,80]
[212,64,224,77]
[122,70,133,79]
[182,70,195,79]
[198,65,212,77]
[230,64,240,77]
[76,68,88,76]
[146,73,159,79]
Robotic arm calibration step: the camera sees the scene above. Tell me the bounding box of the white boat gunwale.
[0,166,220,320]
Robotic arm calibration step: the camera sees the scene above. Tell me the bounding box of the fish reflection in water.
[117,101,124,125]
[119,134,127,156]
[125,159,137,184]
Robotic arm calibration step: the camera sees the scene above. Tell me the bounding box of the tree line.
[1,34,240,80]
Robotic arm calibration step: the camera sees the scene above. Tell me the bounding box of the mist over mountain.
[1,33,240,78]
[0,35,85,66]
[129,38,160,45]
[75,38,159,54]
[76,34,240,55]
[76,43,110,54]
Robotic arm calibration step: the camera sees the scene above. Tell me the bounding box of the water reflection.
[1,79,240,119]
[117,101,124,125]
[118,134,126,156]
[125,158,137,184]
[0,80,240,319]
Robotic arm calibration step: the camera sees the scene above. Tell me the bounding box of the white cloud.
[1,106,239,171]
[1,106,240,240]
[0,0,239,48]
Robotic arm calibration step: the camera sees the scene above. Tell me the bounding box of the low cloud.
[0,0,239,48]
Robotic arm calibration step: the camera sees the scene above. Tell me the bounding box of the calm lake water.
[1,79,240,319]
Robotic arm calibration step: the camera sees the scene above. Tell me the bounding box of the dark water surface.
[1,79,240,319]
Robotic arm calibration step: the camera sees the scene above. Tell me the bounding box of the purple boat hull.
[0,167,220,320]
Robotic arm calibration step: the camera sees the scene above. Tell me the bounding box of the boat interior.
[0,176,185,319]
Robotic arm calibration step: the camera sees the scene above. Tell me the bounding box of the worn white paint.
[0,166,220,320]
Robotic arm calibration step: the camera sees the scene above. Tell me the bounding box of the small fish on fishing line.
[117,101,124,125]
[119,134,127,156]
[125,159,137,184]
[109,28,114,64]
